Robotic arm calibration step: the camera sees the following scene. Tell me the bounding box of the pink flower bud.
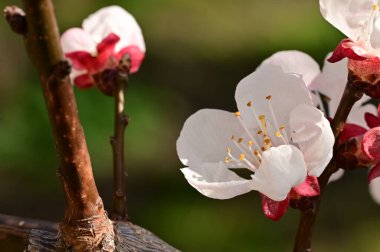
[60,6,145,90]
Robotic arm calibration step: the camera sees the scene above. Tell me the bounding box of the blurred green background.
[1,0,380,251]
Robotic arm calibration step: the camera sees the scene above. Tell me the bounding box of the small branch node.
[122,114,129,127]
[50,60,71,80]
[4,6,27,35]
[110,136,116,145]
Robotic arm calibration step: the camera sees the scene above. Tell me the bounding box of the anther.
[374,4,378,11]
[276,131,282,137]
[264,138,271,149]
[266,95,272,100]
[227,147,231,153]
[247,101,252,107]
[225,157,230,163]
[257,130,263,135]
[248,140,253,147]
[239,153,245,161]
[238,138,243,143]
[234,111,241,117]
[231,135,235,140]
[254,149,262,161]
[259,115,268,135]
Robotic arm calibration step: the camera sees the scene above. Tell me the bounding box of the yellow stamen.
[248,140,253,147]
[259,115,268,136]
[261,147,266,151]
[238,138,243,143]
[280,125,285,130]
[266,95,272,100]
[257,130,263,135]
[234,111,241,117]
[254,149,260,156]
[227,147,231,153]
[264,138,271,149]
[239,153,245,161]
[374,4,378,11]
[276,131,282,137]
[225,157,230,163]
[247,101,252,107]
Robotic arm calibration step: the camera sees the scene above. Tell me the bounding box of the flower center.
[225,95,290,171]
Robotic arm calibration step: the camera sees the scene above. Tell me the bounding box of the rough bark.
[5,1,114,250]
[26,222,180,252]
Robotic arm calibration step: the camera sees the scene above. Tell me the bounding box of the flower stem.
[110,66,130,220]
[293,74,363,252]
[6,1,114,249]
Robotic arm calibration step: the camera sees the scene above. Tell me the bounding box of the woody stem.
[111,67,129,220]
[293,74,363,252]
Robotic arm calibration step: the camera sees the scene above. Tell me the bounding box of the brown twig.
[293,74,364,252]
[5,1,114,250]
[0,214,57,240]
[110,58,130,221]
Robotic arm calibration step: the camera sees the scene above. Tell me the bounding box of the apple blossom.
[61,6,145,90]
[177,65,334,220]
[320,0,380,87]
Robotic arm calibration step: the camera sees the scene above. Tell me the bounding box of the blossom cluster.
[60,1,380,221]
[177,0,380,220]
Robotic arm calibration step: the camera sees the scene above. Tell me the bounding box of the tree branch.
[0,213,179,252]
[5,1,114,249]
[0,214,57,240]
[25,221,180,252]
[293,74,364,252]
[111,60,130,221]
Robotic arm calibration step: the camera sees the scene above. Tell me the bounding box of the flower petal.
[319,0,374,41]
[117,45,145,73]
[251,145,307,201]
[308,54,348,117]
[235,65,313,134]
[339,123,367,144]
[291,176,320,197]
[64,51,96,71]
[365,111,380,128]
[181,162,254,199]
[61,28,97,55]
[261,194,289,221]
[82,5,146,53]
[310,53,377,127]
[73,74,94,89]
[369,176,380,204]
[328,169,345,183]
[257,50,321,86]
[368,163,380,183]
[289,104,334,177]
[96,33,120,67]
[177,109,245,166]
[362,127,380,161]
[327,39,370,63]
